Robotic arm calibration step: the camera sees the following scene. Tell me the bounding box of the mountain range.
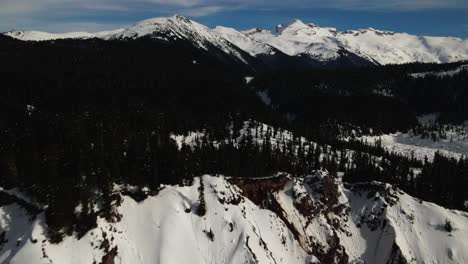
[4,15,468,67]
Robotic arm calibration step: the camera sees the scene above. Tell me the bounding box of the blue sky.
[1,0,467,38]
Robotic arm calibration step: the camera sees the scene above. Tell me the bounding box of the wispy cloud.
[0,0,467,32]
[1,0,466,15]
[181,6,226,17]
[330,0,466,11]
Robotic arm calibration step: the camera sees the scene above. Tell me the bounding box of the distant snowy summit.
[4,15,468,65]
[4,28,125,41]
[236,19,468,64]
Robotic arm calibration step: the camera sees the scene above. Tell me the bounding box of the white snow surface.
[358,131,468,161]
[5,16,468,65]
[244,20,468,64]
[410,64,468,78]
[171,120,316,153]
[245,20,342,61]
[2,174,468,263]
[3,29,125,41]
[214,26,275,56]
[114,15,249,63]
[338,30,468,65]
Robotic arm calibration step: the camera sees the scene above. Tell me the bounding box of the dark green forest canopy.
[0,36,467,240]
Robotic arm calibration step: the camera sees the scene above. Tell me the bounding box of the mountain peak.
[287,19,306,26]
[133,15,192,27]
[276,19,307,33]
[114,15,207,40]
[173,14,192,23]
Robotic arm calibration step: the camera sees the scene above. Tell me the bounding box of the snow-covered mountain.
[2,174,467,264]
[337,29,468,65]
[4,15,251,64]
[4,15,468,66]
[111,16,250,63]
[240,19,468,64]
[243,20,344,62]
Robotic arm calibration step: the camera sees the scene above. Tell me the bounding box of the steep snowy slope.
[245,20,343,61]
[339,29,468,64]
[112,15,249,63]
[213,26,276,57]
[0,176,309,264]
[2,174,467,264]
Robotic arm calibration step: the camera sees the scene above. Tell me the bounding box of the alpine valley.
[1,15,468,264]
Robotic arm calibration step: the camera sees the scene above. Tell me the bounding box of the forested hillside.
[0,33,467,263]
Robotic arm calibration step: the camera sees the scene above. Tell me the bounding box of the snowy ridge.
[4,16,468,65]
[213,26,276,56]
[2,174,468,263]
[244,19,342,61]
[338,30,468,65]
[3,29,125,41]
[112,15,249,63]
[242,19,468,64]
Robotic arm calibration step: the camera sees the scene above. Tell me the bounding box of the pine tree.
[196,177,206,216]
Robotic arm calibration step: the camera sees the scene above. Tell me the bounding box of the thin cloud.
[181,6,227,17]
[2,0,466,15]
[143,0,202,7]
[0,0,467,32]
[330,0,466,11]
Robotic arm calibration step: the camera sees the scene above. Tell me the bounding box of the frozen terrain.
[359,133,467,161]
[242,19,468,64]
[357,123,468,161]
[1,174,467,263]
[244,20,342,61]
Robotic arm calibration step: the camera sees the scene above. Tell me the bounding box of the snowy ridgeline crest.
[4,15,468,65]
[1,174,468,264]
